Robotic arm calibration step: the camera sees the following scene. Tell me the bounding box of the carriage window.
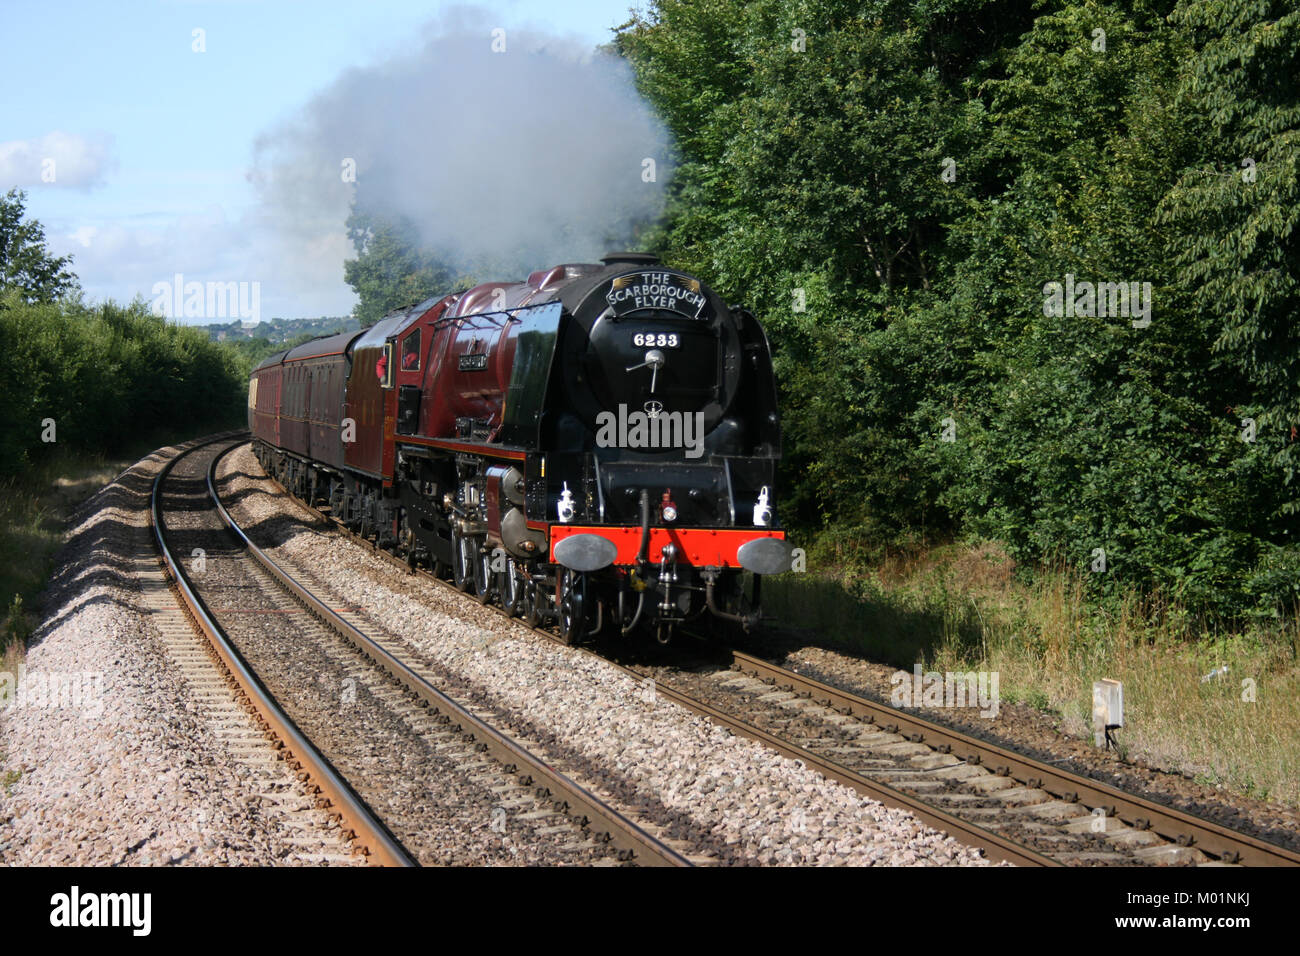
[401,329,421,371]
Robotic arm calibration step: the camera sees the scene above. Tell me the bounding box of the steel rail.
[725,651,1300,867]
[153,435,416,867]
[605,660,1059,866]
[249,437,1300,866]
[246,443,1053,865]
[209,442,690,867]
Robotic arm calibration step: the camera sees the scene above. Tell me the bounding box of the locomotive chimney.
[600,252,661,265]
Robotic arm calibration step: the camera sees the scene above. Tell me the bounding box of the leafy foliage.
[1157,0,1300,514]
[0,189,77,304]
[343,207,462,326]
[0,290,248,478]
[621,0,1300,619]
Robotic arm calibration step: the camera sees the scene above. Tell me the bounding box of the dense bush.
[0,291,247,476]
[619,0,1300,619]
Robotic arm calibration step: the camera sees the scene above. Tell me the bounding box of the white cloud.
[48,208,356,319]
[0,131,116,188]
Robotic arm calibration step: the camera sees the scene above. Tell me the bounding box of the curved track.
[181,435,691,866]
[242,437,1300,867]
[153,435,413,866]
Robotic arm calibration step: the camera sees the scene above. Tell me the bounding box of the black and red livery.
[249,252,793,642]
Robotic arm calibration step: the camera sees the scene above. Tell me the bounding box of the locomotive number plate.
[458,353,489,371]
[632,332,680,348]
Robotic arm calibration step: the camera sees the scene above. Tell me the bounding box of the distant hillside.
[203,316,359,344]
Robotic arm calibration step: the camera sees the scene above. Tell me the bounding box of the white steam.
[250,9,671,282]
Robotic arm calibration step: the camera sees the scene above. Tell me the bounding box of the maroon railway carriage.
[249,253,792,643]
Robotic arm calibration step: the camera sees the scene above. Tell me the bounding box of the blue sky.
[0,0,650,320]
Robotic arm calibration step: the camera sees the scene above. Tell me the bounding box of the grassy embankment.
[763,539,1300,807]
[0,422,241,669]
[1,295,270,666]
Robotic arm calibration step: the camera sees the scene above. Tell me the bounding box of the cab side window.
[401,329,421,371]
[377,342,394,389]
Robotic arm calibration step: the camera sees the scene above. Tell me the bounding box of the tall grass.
[0,422,240,657]
[763,540,1300,806]
[0,449,127,657]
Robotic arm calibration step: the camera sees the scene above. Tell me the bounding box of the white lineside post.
[1092,679,1123,749]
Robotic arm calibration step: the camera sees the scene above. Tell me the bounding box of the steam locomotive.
[248,252,793,643]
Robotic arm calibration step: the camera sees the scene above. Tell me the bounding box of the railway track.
[153,435,413,866]
[707,649,1300,868]
[156,434,689,867]
[619,648,1300,867]
[239,438,1300,867]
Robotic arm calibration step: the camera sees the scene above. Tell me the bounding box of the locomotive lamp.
[753,486,772,526]
[557,483,576,523]
[660,490,678,523]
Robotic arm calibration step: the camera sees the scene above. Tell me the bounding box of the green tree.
[1158,0,1300,515]
[0,189,77,304]
[621,0,1300,617]
[342,207,459,326]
